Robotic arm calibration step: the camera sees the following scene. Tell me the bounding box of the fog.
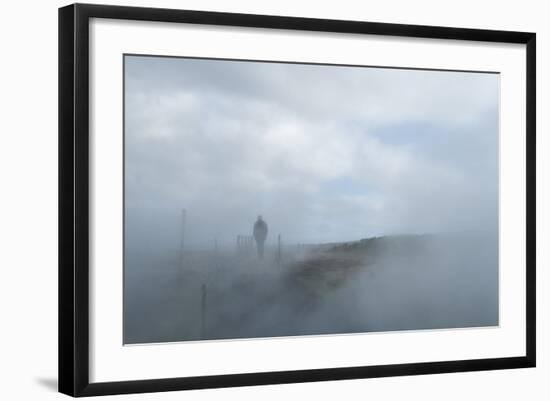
[124,233,498,343]
[123,55,499,343]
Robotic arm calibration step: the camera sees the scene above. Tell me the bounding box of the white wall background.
[0,0,546,399]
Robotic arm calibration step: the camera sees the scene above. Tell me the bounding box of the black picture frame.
[59,3,536,397]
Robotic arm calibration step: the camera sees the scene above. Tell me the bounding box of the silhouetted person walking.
[253,215,268,260]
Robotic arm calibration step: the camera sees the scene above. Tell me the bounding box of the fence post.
[277,234,282,266]
[201,283,207,339]
[179,209,186,269]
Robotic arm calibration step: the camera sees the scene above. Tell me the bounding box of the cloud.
[124,55,499,250]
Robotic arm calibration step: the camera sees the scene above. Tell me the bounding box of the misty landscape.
[124,55,499,344]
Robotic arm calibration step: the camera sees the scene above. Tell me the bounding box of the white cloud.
[124,55,499,249]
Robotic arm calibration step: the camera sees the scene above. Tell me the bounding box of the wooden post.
[277,234,281,266]
[201,283,207,339]
[179,209,186,269]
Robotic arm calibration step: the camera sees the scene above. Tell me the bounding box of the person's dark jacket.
[253,219,268,242]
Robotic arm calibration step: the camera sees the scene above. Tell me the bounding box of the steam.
[123,55,499,344]
[124,232,498,343]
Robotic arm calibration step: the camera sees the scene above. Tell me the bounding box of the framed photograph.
[58,3,536,397]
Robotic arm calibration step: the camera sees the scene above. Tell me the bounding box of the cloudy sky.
[124,55,499,250]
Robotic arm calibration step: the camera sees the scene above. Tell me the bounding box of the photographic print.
[123,55,499,344]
